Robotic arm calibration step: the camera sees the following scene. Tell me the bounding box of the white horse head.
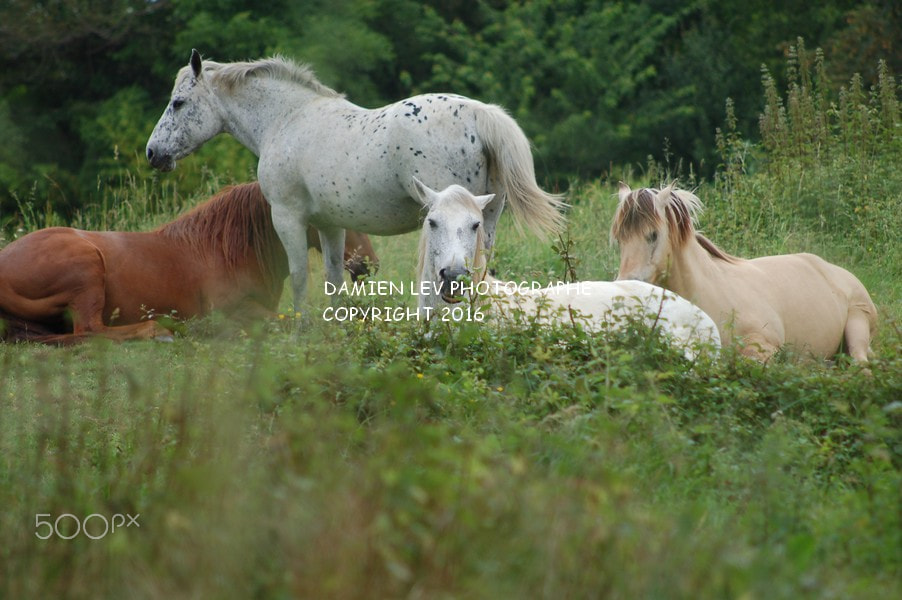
[146,50,225,171]
[610,182,703,284]
[412,177,494,307]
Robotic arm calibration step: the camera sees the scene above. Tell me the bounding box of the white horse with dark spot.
[412,179,720,360]
[146,50,565,311]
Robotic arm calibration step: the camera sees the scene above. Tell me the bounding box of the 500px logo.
[35,513,140,540]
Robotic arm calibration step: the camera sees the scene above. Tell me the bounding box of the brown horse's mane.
[155,183,288,293]
[611,185,738,263]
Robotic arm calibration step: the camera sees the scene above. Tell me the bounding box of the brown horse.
[611,183,877,361]
[0,182,378,344]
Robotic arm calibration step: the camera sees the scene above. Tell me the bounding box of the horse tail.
[473,103,567,237]
[0,309,61,342]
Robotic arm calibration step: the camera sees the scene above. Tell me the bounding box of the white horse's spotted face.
[413,178,494,303]
[613,184,673,285]
[146,50,223,172]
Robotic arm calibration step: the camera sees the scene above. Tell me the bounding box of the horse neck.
[215,78,329,156]
[666,235,722,301]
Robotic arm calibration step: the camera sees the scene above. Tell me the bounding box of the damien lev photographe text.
[324,280,591,297]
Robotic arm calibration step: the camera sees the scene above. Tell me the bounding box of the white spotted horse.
[146,50,566,312]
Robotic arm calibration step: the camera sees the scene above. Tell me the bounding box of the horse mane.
[610,183,736,262]
[695,232,737,262]
[416,187,487,281]
[155,183,288,294]
[187,55,343,98]
[416,226,428,283]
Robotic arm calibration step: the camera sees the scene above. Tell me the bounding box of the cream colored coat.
[613,184,877,361]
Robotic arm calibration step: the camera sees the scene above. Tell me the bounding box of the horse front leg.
[270,204,310,315]
[318,227,347,305]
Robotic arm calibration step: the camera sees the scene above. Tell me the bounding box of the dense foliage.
[1,316,899,598]
[1,0,899,214]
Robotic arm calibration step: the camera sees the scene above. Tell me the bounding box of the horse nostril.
[439,268,447,281]
[147,147,154,161]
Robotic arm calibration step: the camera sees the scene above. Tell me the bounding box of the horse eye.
[172,99,185,111]
[428,218,437,229]
[471,222,480,232]
[647,231,658,244]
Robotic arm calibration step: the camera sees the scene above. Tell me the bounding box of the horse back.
[796,253,877,331]
[2,228,226,324]
[752,253,872,305]
[80,231,218,323]
[0,227,98,311]
[746,252,875,353]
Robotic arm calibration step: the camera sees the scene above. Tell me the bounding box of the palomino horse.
[146,50,565,312]
[611,183,877,361]
[411,179,720,360]
[0,182,377,344]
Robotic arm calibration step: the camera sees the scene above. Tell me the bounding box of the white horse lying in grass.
[146,50,565,312]
[611,183,878,361]
[411,179,721,360]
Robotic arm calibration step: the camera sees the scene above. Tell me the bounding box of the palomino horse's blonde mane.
[611,184,736,263]
[178,55,344,98]
[155,183,288,293]
[416,186,487,283]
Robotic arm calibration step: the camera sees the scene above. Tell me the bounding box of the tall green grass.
[1,310,899,598]
[1,47,900,598]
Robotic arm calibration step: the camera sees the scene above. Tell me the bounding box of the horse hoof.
[154,335,175,343]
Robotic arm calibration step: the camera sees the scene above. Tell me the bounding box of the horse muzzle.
[439,267,470,303]
[146,146,176,172]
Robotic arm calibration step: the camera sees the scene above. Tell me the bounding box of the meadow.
[1,56,900,599]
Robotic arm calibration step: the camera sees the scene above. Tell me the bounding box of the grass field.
[1,60,900,598]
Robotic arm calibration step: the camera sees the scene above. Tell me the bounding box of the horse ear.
[190,49,203,79]
[655,183,674,205]
[472,193,495,210]
[411,177,436,207]
[618,181,632,204]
